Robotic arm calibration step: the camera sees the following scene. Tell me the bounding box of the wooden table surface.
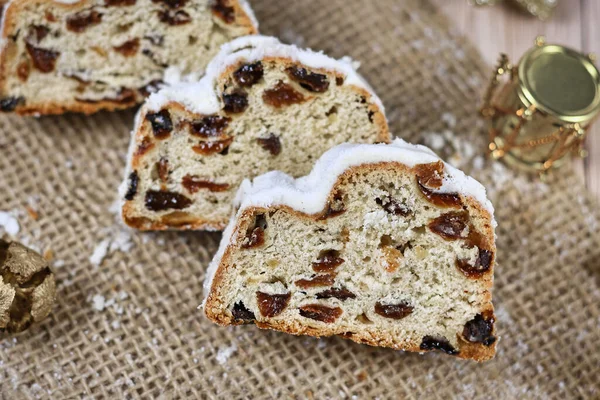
[434,0,600,200]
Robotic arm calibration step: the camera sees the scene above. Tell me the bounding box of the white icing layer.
[202,139,496,304]
[147,35,385,115]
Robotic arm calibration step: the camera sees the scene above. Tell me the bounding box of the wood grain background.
[434,0,600,200]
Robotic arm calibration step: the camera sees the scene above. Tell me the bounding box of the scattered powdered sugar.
[89,201,134,266]
[216,343,237,365]
[89,239,110,266]
[92,294,106,311]
[0,210,20,236]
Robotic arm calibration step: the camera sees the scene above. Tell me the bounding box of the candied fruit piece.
[374,301,413,320]
[285,66,330,93]
[192,137,233,155]
[298,304,342,323]
[66,10,102,33]
[375,195,410,216]
[380,246,402,273]
[263,81,306,108]
[234,62,264,87]
[312,250,344,273]
[124,171,139,201]
[232,301,255,323]
[456,249,493,278]
[190,116,231,138]
[145,190,192,211]
[114,38,140,57]
[26,43,59,73]
[158,9,191,25]
[420,336,459,355]
[415,161,445,189]
[428,211,470,240]
[315,287,356,301]
[256,291,290,317]
[463,311,496,346]
[212,0,235,23]
[0,97,24,112]
[295,274,335,289]
[256,133,281,156]
[223,90,248,113]
[146,109,173,139]
[182,175,229,193]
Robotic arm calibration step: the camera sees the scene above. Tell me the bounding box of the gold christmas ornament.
[481,37,600,173]
[0,239,56,333]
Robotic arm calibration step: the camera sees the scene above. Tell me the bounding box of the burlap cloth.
[1,0,599,398]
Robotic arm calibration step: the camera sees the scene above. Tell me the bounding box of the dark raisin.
[298,304,342,323]
[375,196,411,216]
[25,43,59,73]
[146,109,173,139]
[456,249,493,278]
[190,115,231,137]
[135,137,155,156]
[336,76,344,86]
[232,301,255,323]
[417,181,462,208]
[192,137,233,155]
[145,190,192,211]
[158,9,191,25]
[256,133,281,156]
[286,66,329,93]
[105,0,136,6]
[223,90,248,113]
[256,291,290,317]
[66,10,102,33]
[27,25,49,43]
[262,81,306,108]
[234,62,264,87]
[312,250,344,273]
[114,38,140,57]
[463,312,496,346]
[368,110,375,123]
[124,171,139,200]
[420,336,459,355]
[0,96,24,112]
[415,161,445,189]
[182,175,229,193]
[374,301,414,320]
[156,158,169,186]
[152,0,187,8]
[242,227,264,249]
[212,0,235,23]
[429,211,470,240]
[295,274,335,289]
[315,287,356,301]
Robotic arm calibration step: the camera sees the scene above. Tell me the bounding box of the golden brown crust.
[204,162,496,361]
[0,0,257,115]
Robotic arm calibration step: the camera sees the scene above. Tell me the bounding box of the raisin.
[152,0,187,8]
[428,211,470,240]
[223,90,248,114]
[124,171,139,200]
[0,97,24,112]
[336,76,344,86]
[295,274,335,289]
[312,250,344,273]
[212,0,235,23]
[16,61,30,82]
[27,25,49,43]
[114,38,140,57]
[156,158,169,186]
[286,66,330,93]
[242,227,264,249]
[420,336,459,355]
[45,11,57,22]
[158,10,191,25]
[256,291,290,317]
[25,43,59,73]
[192,137,234,155]
[375,196,410,216]
[256,133,281,156]
[415,161,445,189]
[146,109,173,139]
[105,0,136,6]
[317,192,345,220]
[135,137,155,156]
[182,175,229,193]
[417,180,462,208]
[463,312,496,346]
[190,116,231,138]
[315,287,356,301]
[145,190,192,211]
[374,301,414,320]
[456,249,493,278]
[231,301,255,323]
[298,304,342,323]
[66,10,102,33]
[234,62,264,87]
[262,81,306,108]
[368,110,375,123]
